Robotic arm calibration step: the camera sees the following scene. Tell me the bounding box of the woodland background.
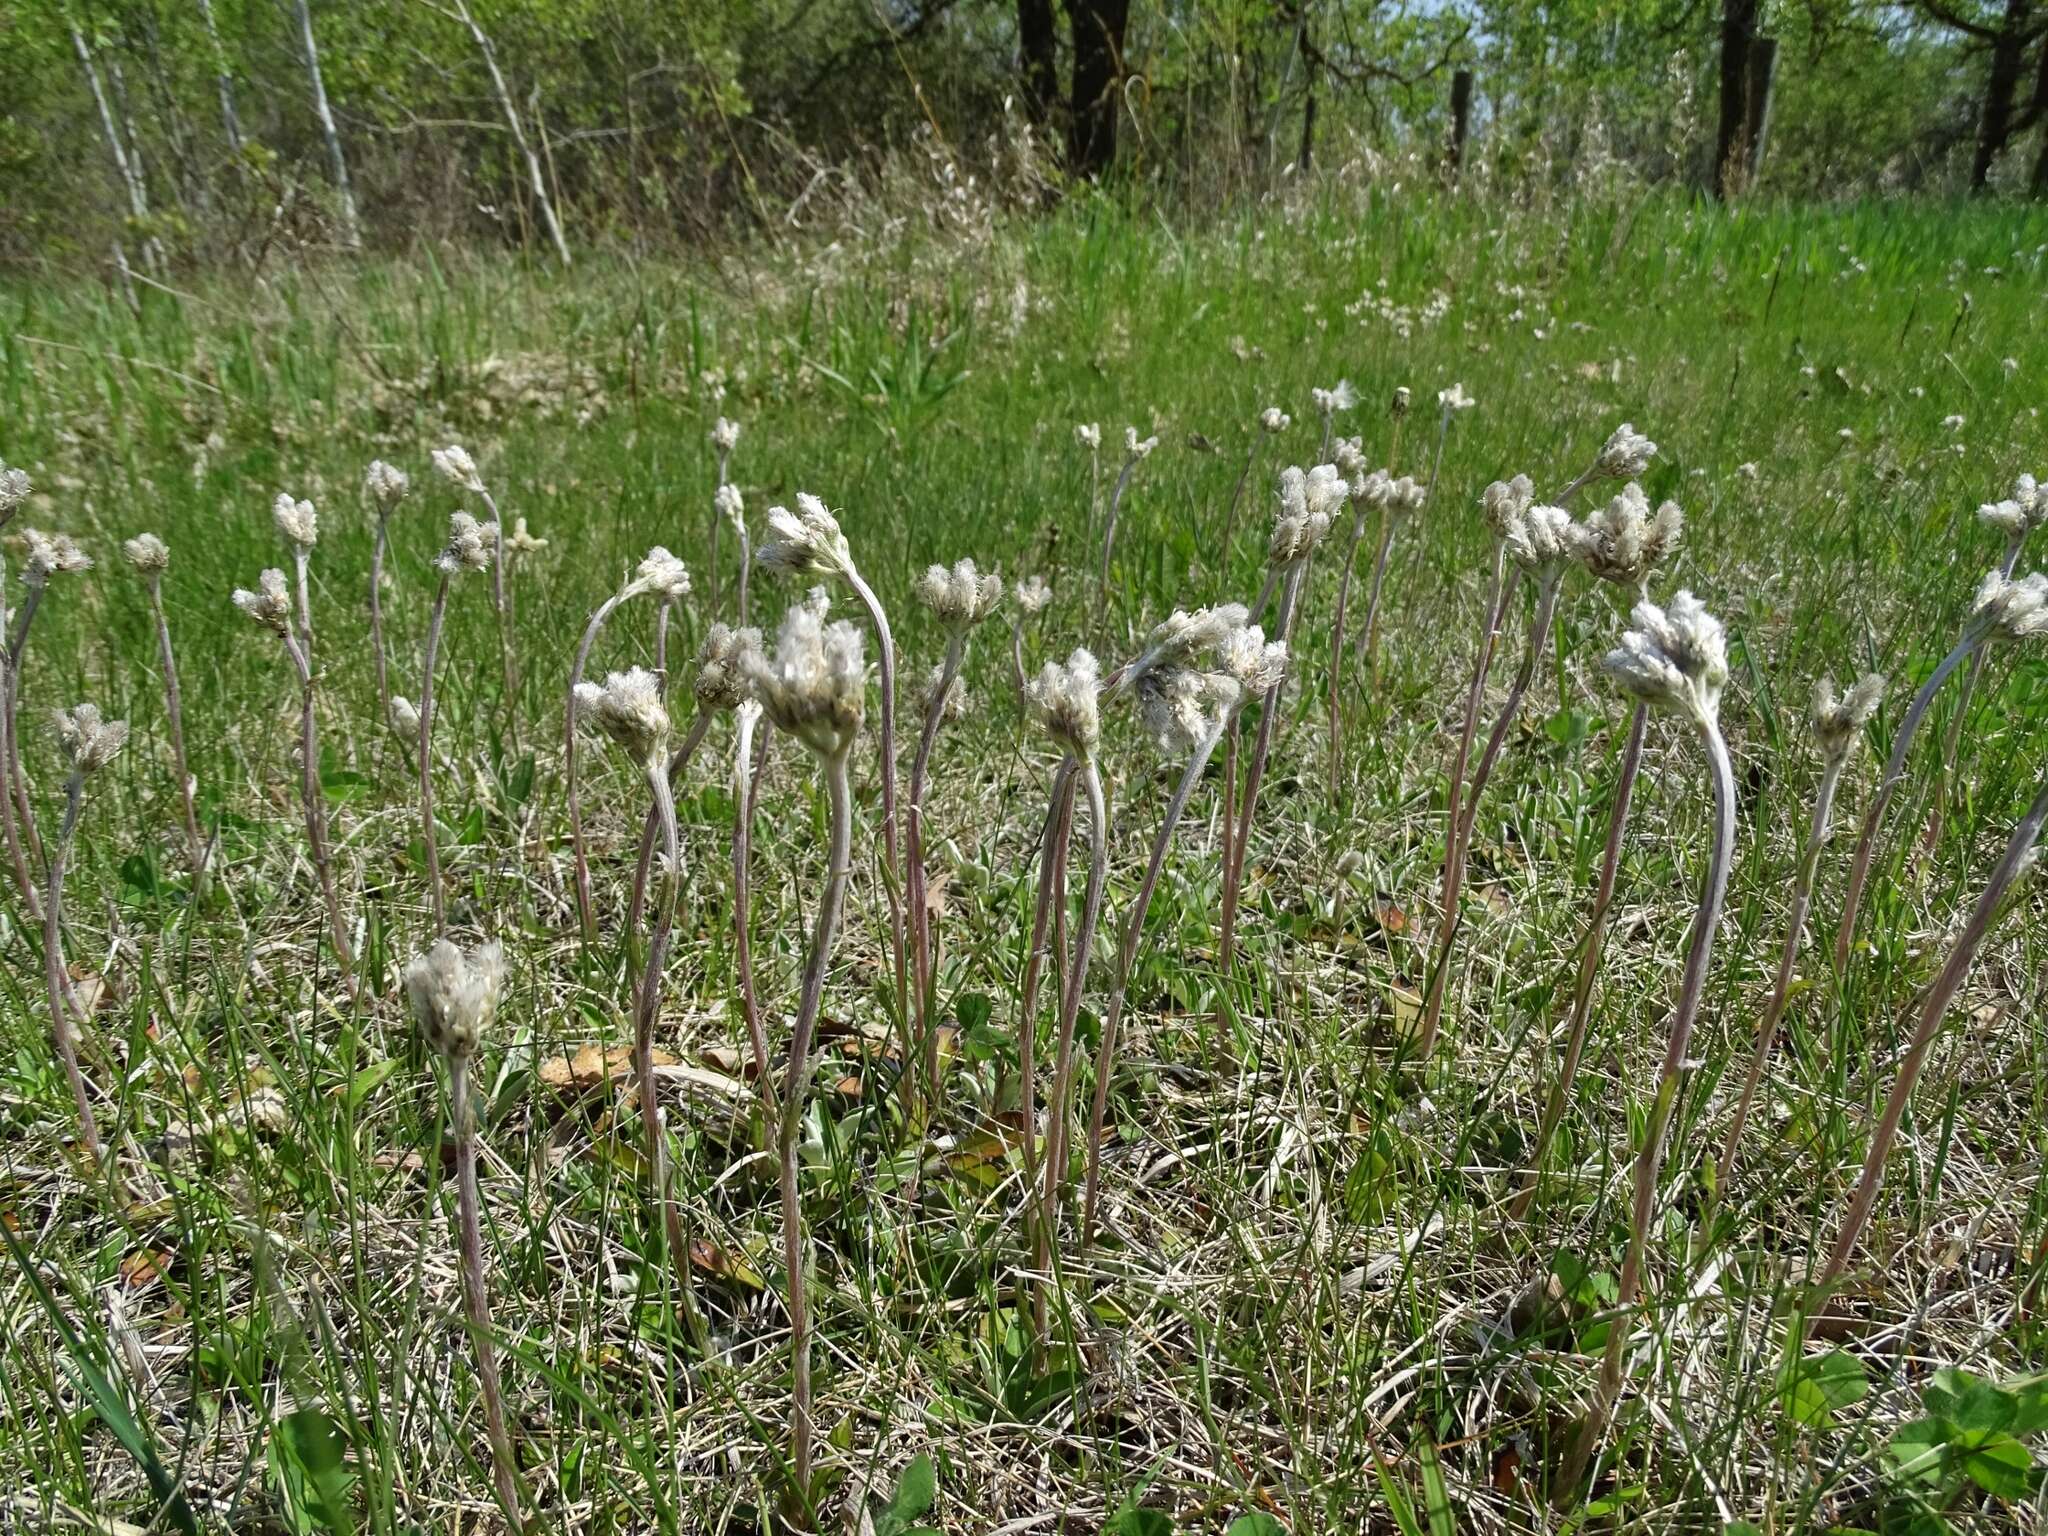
[4,0,2048,276]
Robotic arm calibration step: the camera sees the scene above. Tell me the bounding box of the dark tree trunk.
[1713,0,1760,198]
[1447,67,1474,179]
[1019,0,1059,137]
[1069,0,1131,178]
[2034,34,2048,194]
[1742,38,1777,187]
[1973,0,2033,189]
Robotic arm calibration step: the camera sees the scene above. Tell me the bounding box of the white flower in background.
[364,459,410,511]
[122,532,170,573]
[916,558,1003,628]
[405,938,504,1061]
[1259,407,1291,434]
[1437,382,1475,413]
[1075,423,1101,451]
[712,417,741,453]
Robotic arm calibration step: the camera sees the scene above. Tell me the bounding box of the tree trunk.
[1069,0,1131,178]
[1973,0,2032,189]
[1713,0,1759,198]
[1447,67,1474,179]
[1019,0,1059,138]
[196,0,244,156]
[71,26,163,273]
[2032,36,2048,195]
[1742,37,1777,187]
[452,0,572,265]
[293,0,362,246]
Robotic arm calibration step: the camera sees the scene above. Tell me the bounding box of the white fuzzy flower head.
[1391,386,1413,418]
[755,493,854,581]
[1217,622,1288,696]
[1075,423,1101,451]
[1481,475,1536,540]
[1124,427,1160,462]
[715,483,745,537]
[272,493,318,550]
[1124,603,1250,691]
[1943,414,1967,433]
[921,664,969,724]
[1602,589,1729,728]
[712,417,741,454]
[1332,436,1368,486]
[1259,407,1291,435]
[1505,504,1587,575]
[1391,476,1427,514]
[506,516,546,553]
[1596,423,1657,480]
[917,558,1002,628]
[1736,461,1759,481]
[1312,380,1357,418]
[1138,664,1239,757]
[1811,673,1885,764]
[1437,382,1475,413]
[629,545,692,602]
[0,464,30,514]
[364,460,410,512]
[1579,483,1684,591]
[1268,465,1343,566]
[574,666,672,768]
[743,602,867,759]
[435,512,497,575]
[53,702,128,775]
[19,528,91,583]
[1971,569,2048,642]
[430,444,486,495]
[405,938,505,1062]
[1028,647,1102,758]
[233,568,292,635]
[694,623,762,713]
[1352,466,1394,508]
[2014,474,2042,517]
[1014,575,1052,616]
[122,533,169,574]
[389,695,422,747]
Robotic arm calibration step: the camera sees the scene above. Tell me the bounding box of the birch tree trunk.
[293,0,362,247]
[71,26,164,273]
[449,0,571,266]
[197,0,245,156]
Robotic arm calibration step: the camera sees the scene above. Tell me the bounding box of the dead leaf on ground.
[538,1042,679,1093]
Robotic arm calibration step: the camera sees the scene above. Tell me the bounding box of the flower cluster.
[756,494,855,581]
[122,533,170,574]
[1971,569,2048,641]
[574,666,671,767]
[365,460,411,511]
[232,569,293,635]
[1027,647,1102,758]
[744,603,867,759]
[431,444,487,495]
[54,702,128,774]
[1578,484,1684,591]
[273,493,318,549]
[1595,423,1658,480]
[694,623,763,712]
[1811,674,1886,764]
[916,558,1002,628]
[435,512,498,575]
[405,938,505,1062]
[1603,589,1729,728]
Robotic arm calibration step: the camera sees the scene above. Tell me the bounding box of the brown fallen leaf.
[538,1042,679,1093]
